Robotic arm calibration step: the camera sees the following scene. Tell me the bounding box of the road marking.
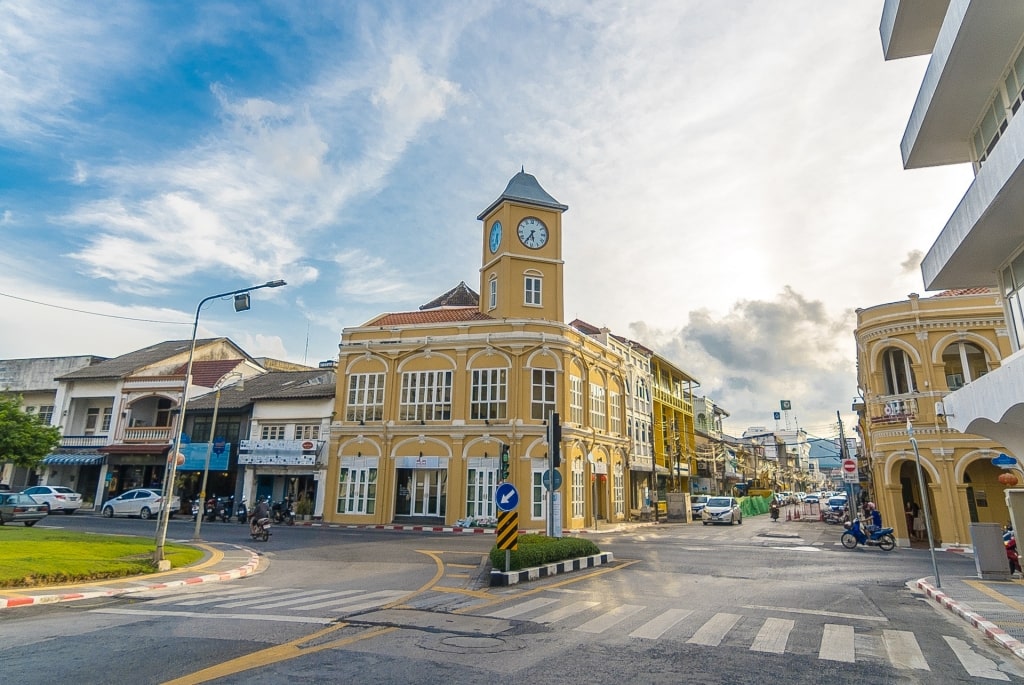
[819,624,855,662]
[630,608,693,639]
[239,589,362,610]
[533,600,599,624]
[288,589,393,611]
[91,607,334,624]
[943,636,1010,681]
[687,612,742,646]
[750,617,794,653]
[575,604,645,633]
[963,579,1024,613]
[743,605,888,622]
[883,629,929,670]
[485,597,560,618]
[214,588,334,608]
[143,585,270,605]
[318,591,409,613]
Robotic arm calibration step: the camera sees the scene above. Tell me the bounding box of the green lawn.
[0,528,204,588]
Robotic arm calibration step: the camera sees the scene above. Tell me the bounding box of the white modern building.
[881,0,1024,457]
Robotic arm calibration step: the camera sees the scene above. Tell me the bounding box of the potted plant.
[295,497,313,520]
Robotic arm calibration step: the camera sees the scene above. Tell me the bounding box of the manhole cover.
[442,636,506,649]
[418,634,526,654]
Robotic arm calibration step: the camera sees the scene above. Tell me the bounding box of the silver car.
[101,488,180,520]
[701,496,742,525]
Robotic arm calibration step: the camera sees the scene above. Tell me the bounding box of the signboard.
[238,439,321,466]
[496,510,519,551]
[842,458,858,483]
[992,453,1018,468]
[176,442,230,471]
[780,400,792,411]
[542,469,563,491]
[495,483,519,512]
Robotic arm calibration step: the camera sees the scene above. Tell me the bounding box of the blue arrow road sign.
[495,483,519,512]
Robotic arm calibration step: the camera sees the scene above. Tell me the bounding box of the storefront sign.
[239,439,321,466]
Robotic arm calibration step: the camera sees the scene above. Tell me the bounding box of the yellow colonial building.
[855,289,1014,547]
[326,172,630,530]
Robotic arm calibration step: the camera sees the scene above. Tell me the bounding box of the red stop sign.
[842,459,857,473]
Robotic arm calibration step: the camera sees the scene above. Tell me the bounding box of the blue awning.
[42,453,106,466]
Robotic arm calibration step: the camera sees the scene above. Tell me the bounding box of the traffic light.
[550,413,561,468]
[500,443,510,481]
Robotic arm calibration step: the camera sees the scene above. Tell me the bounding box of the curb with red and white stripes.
[916,577,1024,661]
[0,547,262,611]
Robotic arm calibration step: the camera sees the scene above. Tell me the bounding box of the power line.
[0,290,191,325]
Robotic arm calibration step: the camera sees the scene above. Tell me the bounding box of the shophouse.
[0,355,104,490]
[328,171,631,531]
[51,338,264,508]
[854,290,1013,547]
[691,395,730,495]
[879,2,1024,460]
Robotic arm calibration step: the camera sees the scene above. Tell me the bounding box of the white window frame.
[295,424,321,440]
[612,462,624,519]
[400,370,453,421]
[882,348,916,395]
[570,375,584,425]
[347,373,385,422]
[466,467,498,518]
[101,407,113,432]
[37,405,55,425]
[525,275,542,306]
[489,276,497,310]
[590,383,606,430]
[261,424,287,440]
[609,392,621,434]
[572,456,585,518]
[337,465,377,514]
[531,468,547,520]
[471,368,507,420]
[531,369,556,420]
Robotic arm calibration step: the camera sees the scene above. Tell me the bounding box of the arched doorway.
[898,460,936,544]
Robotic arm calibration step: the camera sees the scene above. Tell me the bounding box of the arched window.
[942,341,988,390]
[882,347,916,395]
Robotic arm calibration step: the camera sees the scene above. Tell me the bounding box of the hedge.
[489,533,601,572]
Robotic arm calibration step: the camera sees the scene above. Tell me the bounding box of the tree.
[0,394,62,472]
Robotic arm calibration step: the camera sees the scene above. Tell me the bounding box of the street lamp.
[192,371,244,540]
[907,419,941,588]
[153,279,286,567]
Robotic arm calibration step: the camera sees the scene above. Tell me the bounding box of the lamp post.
[192,371,244,540]
[907,419,941,588]
[153,279,286,566]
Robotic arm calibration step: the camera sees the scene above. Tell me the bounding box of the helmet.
[867,502,876,510]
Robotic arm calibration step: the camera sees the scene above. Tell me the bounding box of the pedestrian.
[905,501,921,541]
[913,506,925,541]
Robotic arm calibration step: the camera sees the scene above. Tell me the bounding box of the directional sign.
[542,469,563,491]
[495,482,519,512]
[992,453,1019,468]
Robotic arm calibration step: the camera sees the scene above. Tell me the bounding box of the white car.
[21,485,84,514]
[101,488,180,520]
[702,496,742,525]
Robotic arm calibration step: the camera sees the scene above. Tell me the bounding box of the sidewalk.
[917,571,1024,662]
[0,541,263,611]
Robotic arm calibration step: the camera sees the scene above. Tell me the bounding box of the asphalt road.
[3,512,1022,684]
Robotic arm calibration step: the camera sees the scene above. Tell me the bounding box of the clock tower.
[477,170,568,321]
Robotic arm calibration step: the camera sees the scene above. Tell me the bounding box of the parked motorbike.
[272,499,295,526]
[204,497,218,523]
[249,516,272,542]
[218,496,233,523]
[841,518,896,551]
[190,498,199,522]
[823,509,847,525]
[235,500,248,524]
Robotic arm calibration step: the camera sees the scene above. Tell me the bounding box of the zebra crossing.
[477,596,1018,680]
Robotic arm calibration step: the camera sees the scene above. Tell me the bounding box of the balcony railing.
[59,435,109,448]
[122,375,184,392]
[870,398,919,425]
[122,426,173,443]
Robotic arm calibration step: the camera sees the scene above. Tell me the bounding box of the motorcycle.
[823,509,848,525]
[204,497,218,523]
[218,496,233,523]
[235,500,248,524]
[272,499,295,526]
[249,516,272,542]
[841,518,896,551]
[190,498,199,522]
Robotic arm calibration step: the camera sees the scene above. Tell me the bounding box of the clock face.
[489,221,502,253]
[517,217,548,249]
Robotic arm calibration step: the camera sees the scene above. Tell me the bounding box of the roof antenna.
[521,165,525,173]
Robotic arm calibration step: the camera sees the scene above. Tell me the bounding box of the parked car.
[804,493,820,505]
[690,495,709,518]
[826,496,849,513]
[0,492,49,526]
[21,485,84,514]
[702,496,742,525]
[101,489,180,520]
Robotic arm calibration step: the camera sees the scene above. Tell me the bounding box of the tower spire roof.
[477,170,568,220]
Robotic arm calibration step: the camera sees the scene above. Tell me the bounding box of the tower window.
[489,276,497,310]
[525,276,542,306]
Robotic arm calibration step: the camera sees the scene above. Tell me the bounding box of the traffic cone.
[786,509,791,521]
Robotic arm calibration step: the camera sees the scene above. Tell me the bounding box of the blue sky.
[0,1,973,438]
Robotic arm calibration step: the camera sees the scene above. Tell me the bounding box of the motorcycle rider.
[865,502,883,532]
[769,499,780,522]
[250,498,270,535]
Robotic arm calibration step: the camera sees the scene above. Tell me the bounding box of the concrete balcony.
[869,397,919,425]
[59,435,109,448]
[122,426,173,443]
[880,0,949,61]
[942,349,1024,457]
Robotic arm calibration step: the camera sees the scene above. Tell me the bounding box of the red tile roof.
[933,287,996,297]
[367,308,493,326]
[174,359,246,388]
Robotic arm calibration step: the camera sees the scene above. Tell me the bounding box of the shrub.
[489,533,601,571]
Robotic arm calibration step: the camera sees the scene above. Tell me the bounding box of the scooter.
[272,499,295,526]
[204,497,218,523]
[823,509,847,525]
[841,518,896,551]
[235,500,248,524]
[249,516,272,542]
[190,499,199,522]
[218,496,233,523]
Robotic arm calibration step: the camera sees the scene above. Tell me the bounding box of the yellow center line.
[962,579,1024,612]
